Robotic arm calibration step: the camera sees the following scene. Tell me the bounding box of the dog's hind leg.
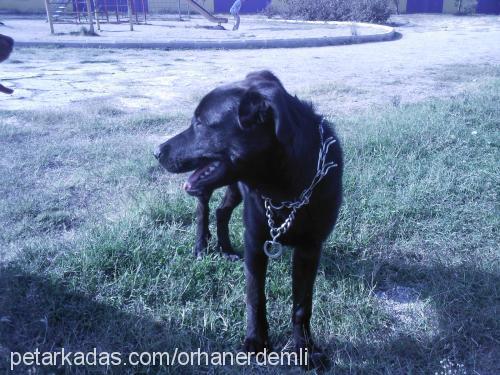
[194,192,212,259]
[216,183,242,261]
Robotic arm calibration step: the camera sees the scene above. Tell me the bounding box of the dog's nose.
[153,146,162,160]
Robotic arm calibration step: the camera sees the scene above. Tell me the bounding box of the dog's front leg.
[216,183,242,261]
[243,231,270,354]
[292,245,330,370]
[194,192,212,258]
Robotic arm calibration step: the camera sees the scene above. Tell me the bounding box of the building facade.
[1,0,47,13]
[1,0,498,15]
[0,0,270,14]
[400,0,499,13]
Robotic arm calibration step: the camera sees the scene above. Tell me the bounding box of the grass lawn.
[0,67,498,374]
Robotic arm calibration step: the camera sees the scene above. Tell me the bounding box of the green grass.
[0,71,499,374]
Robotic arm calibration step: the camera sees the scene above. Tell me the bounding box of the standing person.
[230,0,245,31]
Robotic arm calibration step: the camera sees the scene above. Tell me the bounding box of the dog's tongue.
[183,164,211,191]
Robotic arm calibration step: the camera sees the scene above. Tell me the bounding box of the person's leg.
[233,13,240,31]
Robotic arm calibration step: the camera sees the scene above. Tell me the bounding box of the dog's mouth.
[183,160,230,196]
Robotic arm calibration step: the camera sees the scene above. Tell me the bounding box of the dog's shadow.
[321,247,500,372]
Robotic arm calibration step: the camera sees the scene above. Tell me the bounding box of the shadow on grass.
[0,266,207,374]
[1,245,497,374]
[322,252,500,373]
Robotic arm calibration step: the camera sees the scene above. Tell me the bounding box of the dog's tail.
[0,84,13,94]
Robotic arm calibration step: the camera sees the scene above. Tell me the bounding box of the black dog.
[155,71,343,369]
[0,33,14,94]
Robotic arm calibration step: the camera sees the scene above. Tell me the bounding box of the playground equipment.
[43,0,147,34]
[183,0,227,25]
[43,0,227,34]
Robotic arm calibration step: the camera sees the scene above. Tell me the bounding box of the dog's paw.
[298,346,330,372]
[222,251,242,262]
[193,246,206,259]
[217,242,242,261]
[242,336,269,355]
[193,250,203,259]
[193,240,210,259]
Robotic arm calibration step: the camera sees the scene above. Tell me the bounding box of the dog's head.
[155,70,295,196]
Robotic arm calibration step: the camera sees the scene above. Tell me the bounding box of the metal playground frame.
[43,0,227,34]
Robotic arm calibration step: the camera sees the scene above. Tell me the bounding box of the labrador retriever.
[155,71,343,369]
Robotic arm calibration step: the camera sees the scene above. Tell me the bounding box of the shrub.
[352,0,393,23]
[267,0,392,23]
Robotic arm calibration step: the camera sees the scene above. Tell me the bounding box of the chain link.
[262,118,338,258]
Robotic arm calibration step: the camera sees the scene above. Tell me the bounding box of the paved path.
[0,15,499,115]
[2,15,393,49]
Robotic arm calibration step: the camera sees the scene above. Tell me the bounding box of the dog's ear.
[238,83,292,143]
[238,90,271,129]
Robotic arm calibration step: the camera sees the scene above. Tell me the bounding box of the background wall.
[443,0,459,13]
[214,0,270,13]
[1,0,498,15]
[0,0,215,14]
[148,0,214,14]
[0,0,46,13]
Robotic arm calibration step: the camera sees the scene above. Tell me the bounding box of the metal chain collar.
[262,118,338,258]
